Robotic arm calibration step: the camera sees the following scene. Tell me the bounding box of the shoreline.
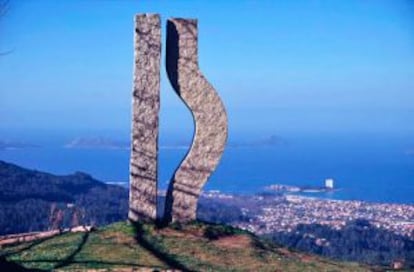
[103,181,414,206]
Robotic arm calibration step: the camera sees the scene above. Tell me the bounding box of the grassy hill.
[0,221,372,272]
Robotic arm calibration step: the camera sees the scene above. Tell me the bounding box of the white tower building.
[325,178,334,189]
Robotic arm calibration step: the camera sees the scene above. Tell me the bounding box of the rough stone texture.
[164,18,228,223]
[128,14,161,222]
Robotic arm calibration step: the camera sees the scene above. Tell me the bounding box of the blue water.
[1,134,413,204]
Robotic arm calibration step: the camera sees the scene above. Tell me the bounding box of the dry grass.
[212,234,251,249]
[0,221,372,272]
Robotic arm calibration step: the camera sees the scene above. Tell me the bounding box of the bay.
[1,134,413,204]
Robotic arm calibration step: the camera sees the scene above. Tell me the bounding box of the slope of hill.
[0,221,371,271]
[0,160,128,235]
[0,160,411,269]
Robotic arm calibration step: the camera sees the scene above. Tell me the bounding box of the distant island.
[0,140,38,150]
[63,134,288,150]
[64,137,129,149]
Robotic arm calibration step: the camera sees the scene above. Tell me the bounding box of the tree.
[48,203,57,230]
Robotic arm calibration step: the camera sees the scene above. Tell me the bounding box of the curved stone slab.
[128,14,161,222]
[164,18,228,223]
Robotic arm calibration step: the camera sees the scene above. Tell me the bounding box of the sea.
[1,133,413,205]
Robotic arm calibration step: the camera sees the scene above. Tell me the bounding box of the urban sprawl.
[201,189,414,239]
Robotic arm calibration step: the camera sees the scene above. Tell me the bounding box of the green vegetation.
[1,160,413,269]
[0,160,128,235]
[0,221,372,271]
[269,219,414,268]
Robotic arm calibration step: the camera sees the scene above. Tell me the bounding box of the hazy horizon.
[1,0,414,140]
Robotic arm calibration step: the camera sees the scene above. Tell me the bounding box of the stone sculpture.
[129,14,227,224]
[164,18,228,223]
[129,14,161,222]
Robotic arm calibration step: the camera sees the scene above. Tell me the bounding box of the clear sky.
[1,0,414,140]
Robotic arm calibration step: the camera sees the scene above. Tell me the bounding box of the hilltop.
[0,221,371,272]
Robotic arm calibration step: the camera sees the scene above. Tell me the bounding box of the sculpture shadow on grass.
[1,224,191,271]
[131,221,193,272]
[1,231,153,270]
[0,234,61,258]
[0,256,45,272]
[0,232,90,271]
[53,232,89,269]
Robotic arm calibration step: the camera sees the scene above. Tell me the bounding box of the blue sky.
[1,0,414,140]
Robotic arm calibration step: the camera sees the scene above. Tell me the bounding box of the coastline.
[197,190,414,239]
[103,180,414,206]
[1,142,413,205]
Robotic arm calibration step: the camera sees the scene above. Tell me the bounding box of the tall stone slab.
[128,14,161,222]
[164,18,228,223]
